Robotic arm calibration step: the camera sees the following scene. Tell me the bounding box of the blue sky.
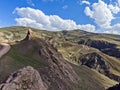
[0,0,120,34]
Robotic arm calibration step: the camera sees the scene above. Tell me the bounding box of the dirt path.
[0,43,11,58]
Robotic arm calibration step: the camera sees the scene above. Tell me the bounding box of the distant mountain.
[0,26,120,90]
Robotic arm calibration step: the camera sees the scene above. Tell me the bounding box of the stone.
[0,66,47,90]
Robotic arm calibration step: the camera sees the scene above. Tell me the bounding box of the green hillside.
[0,26,120,90]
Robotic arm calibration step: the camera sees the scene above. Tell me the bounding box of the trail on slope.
[0,43,11,58]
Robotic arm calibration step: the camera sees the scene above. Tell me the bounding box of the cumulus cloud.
[84,7,93,18]
[14,7,95,32]
[108,4,120,14]
[78,24,95,32]
[104,24,120,34]
[81,0,90,5]
[84,0,120,34]
[85,0,114,29]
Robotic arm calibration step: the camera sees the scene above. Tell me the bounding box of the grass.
[58,42,99,65]
[8,48,45,68]
[0,44,47,81]
[71,64,117,90]
[0,26,120,89]
[57,41,119,89]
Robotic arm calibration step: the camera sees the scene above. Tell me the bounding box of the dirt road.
[0,43,11,58]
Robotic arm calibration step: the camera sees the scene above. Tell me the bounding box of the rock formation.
[38,46,80,90]
[78,39,120,58]
[78,52,120,82]
[0,66,47,90]
[23,28,35,40]
[23,28,45,41]
[79,52,110,74]
[12,30,80,90]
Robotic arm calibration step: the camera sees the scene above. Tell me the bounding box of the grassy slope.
[72,64,117,90]
[58,42,120,79]
[58,42,99,64]
[0,39,47,81]
[0,26,120,89]
[0,44,117,90]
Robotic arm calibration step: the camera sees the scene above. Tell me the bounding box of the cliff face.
[79,52,110,74]
[0,66,47,90]
[78,39,120,58]
[38,46,80,90]
[78,52,120,82]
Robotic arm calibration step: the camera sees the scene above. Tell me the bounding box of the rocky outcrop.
[78,39,115,49]
[78,52,120,82]
[38,47,80,90]
[23,28,35,41]
[107,83,120,90]
[23,28,44,41]
[78,39,120,58]
[35,40,80,90]
[106,73,120,82]
[0,66,47,90]
[78,52,110,74]
[14,30,80,90]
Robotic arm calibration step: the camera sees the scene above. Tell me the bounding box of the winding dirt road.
[0,43,11,58]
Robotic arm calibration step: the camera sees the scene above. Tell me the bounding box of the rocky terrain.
[0,26,120,90]
[79,52,110,74]
[78,39,120,58]
[0,66,47,90]
[0,28,80,90]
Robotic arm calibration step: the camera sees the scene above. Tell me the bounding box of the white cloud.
[108,4,120,14]
[62,5,68,9]
[85,0,114,29]
[84,0,120,34]
[104,24,120,34]
[81,0,90,5]
[14,7,95,32]
[84,7,93,18]
[79,24,95,32]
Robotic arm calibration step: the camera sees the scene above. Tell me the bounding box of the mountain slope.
[0,29,80,90]
[0,26,120,90]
